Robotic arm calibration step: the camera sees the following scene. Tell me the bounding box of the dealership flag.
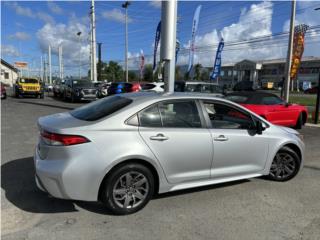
[210,38,224,81]
[176,39,180,63]
[187,5,202,74]
[140,49,145,79]
[153,21,161,73]
[290,24,309,80]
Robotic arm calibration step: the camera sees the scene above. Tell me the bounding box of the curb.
[305,123,320,128]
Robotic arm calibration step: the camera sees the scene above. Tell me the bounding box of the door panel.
[266,105,297,126]
[139,128,213,184]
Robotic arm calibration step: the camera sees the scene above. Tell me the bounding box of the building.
[0,59,19,86]
[220,56,320,88]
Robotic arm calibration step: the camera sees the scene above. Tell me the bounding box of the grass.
[289,95,317,106]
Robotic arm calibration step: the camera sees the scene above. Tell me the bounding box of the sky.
[1,0,320,77]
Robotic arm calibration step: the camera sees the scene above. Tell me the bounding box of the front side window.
[203,102,254,129]
[159,101,201,128]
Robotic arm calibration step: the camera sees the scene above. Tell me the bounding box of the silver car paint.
[34,92,305,201]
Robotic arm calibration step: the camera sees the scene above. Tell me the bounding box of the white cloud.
[8,31,31,41]
[47,1,63,15]
[101,9,132,24]
[1,45,20,57]
[149,0,162,9]
[37,12,55,24]
[10,2,34,18]
[36,18,90,73]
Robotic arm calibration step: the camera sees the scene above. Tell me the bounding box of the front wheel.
[295,113,303,129]
[101,163,154,215]
[268,147,301,181]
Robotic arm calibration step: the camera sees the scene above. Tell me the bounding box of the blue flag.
[153,21,161,73]
[187,5,202,74]
[210,38,224,81]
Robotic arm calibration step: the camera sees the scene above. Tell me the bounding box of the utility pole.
[97,42,102,81]
[314,7,320,124]
[58,45,63,80]
[48,45,52,84]
[284,0,296,102]
[160,0,177,93]
[44,54,48,84]
[122,1,130,82]
[77,31,82,79]
[40,55,43,81]
[91,0,97,82]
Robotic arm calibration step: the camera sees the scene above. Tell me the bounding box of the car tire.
[101,163,154,215]
[295,113,303,129]
[268,146,301,182]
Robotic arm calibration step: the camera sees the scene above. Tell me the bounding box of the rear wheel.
[268,147,301,181]
[295,113,303,129]
[101,163,154,215]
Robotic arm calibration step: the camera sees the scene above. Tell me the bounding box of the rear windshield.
[19,78,38,84]
[70,96,133,121]
[225,95,249,103]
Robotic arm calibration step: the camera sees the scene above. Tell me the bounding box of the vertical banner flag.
[153,21,161,73]
[210,38,225,81]
[187,5,202,74]
[140,49,145,80]
[175,39,180,63]
[290,24,309,80]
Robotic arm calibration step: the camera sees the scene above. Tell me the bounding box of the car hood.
[277,125,299,135]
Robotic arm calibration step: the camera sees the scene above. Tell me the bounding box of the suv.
[63,79,97,102]
[15,77,44,98]
[53,79,66,97]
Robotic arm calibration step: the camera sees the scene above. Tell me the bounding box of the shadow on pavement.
[18,101,74,110]
[1,157,77,213]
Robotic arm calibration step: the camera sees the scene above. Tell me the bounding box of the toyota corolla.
[34,92,305,215]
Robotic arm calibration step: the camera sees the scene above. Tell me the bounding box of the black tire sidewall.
[268,147,301,181]
[102,163,154,215]
[295,113,303,129]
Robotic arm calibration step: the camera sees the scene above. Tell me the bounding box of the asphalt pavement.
[1,95,320,240]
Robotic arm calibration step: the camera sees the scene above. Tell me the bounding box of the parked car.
[97,82,111,98]
[233,80,259,91]
[225,91,308,129]
[53,79,66,98]
[140,82,164,92]
[108,82,141,95]
[1,83,7,99]
[304,86,318,94]
[15,77,44,98]
[63,79,97,102]
[175,81,224,96]
[35,92,304,214]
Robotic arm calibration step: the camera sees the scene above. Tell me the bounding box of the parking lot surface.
[1,96,320,240]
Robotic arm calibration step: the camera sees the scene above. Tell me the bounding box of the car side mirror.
[256,121,266,135]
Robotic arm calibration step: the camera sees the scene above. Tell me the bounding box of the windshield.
[70,96,133,121]
[225,95,249,103]
[73,81,94,88]
[19,78,38,84]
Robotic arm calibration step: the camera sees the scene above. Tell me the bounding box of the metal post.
[160,0,177,93]
[91,0,97,82]
[77,31,82,79]
[40,55,43,81]
[284,0,296,102]
[48,45,52,84]
[314,72,320,124]
[97,42,102,81]
[122,1,130,82]
[58,45,62,80]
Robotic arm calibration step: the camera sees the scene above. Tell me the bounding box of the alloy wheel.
[269,152,296,180]
[112,171,149,209]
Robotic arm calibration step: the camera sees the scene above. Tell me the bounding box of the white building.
[0,59,19,87]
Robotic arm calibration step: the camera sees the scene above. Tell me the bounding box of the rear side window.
[139,105,162,127]
[70,96,132,121]
[261,96,283,105]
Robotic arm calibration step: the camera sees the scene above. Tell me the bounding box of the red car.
[225,91,308,129]
[1,83,7,99]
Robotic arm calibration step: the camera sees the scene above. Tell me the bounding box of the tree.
[128,71,138,82]
[193,63,202,80]
[200,69,210,81]
[143,64,154,82]
[175,66,181,81]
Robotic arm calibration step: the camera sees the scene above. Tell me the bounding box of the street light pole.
[77,31,82,79]
[314,7,320,124]
[122,1,130,82]
[284,0,296,102]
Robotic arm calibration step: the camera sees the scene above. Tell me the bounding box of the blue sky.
[1,1,320,77]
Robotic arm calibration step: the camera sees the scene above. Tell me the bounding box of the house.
[0,59,19,86]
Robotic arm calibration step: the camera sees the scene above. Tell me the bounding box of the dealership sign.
[290,24,309,80]
[14,62,28,69]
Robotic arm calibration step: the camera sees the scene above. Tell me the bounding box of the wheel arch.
[98,158,160,201]
[301,111,307,125]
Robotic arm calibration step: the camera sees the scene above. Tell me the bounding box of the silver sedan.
[34,92,305,215]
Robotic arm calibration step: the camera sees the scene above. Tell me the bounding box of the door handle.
[214,135,228,141]
[150,134,169,141]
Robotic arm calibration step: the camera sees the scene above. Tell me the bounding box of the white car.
[141,82,164,93]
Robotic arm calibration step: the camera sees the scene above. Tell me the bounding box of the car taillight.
[132,85,141,92]
[41,130,90,146]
